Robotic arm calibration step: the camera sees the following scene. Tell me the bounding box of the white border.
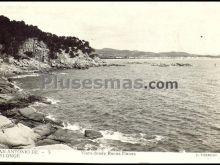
[0,149,220,163]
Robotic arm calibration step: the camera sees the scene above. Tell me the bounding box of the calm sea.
[15,58,220,152]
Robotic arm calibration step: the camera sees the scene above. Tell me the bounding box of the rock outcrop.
[0,93,51,111]
[0,77,18,94]
[18,38,50,63]
[0,77,103,149]
[47,128,85,145]
[84,130,103,139]
[33,123,57,138]
[0,64,108,150]
[0,106,104,149]
[18,107,46,122]
[0,123,39,148]
[0,115,14,129]
[50,49,106,69]
[0,36,107,75]
[0,16,114,150]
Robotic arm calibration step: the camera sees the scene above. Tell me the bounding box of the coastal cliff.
[0,15,106,149]
[0,15,106,75]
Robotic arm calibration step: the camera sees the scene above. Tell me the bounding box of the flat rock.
[18,107,46,122]
[0,123,39,148]
[33,144,73,150]
[0,77,17,94]
[1,108,49,128]
[33,123,57,138]
[0,94,51,111]
[47,128,85,144]
[0,115,14,129]
[0,108,21,118]
[18,94,51,105]
[0,98,29,111]
[84,130,103,139]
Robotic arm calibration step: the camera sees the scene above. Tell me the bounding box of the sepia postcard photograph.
[0,1,220,163]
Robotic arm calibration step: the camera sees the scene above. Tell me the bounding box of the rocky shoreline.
[0,51,127,150]
[0,62,108,150]
[0,16,126,150]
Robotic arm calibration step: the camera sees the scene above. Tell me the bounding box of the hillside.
[0,15,95,59]
[0,15,106,74]
[95,48,220,59]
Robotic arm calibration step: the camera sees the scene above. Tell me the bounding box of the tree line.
[0,15,95,59]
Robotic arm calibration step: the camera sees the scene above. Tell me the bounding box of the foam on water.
[100,131,139,144]
[40,111,165,150]
[32,101,48,107]
[46,114,56,121]
[15,59,220,152]
[45,115,85,133]
[50,119,164,147]
[99,130,165,145]
[10,73,40,79]
[62,122,81,131]
[179,149,186,153]
[12,82,23,91]
[46,97,59,104]
[52,120,165,146]
[59,72,68,75]
[62,122,85,133]
[28,96,59,107]
[154,135,164,141]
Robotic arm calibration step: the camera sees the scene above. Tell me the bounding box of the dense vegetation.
[0,15,95,59]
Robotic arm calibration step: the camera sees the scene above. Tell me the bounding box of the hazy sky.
[1,2,220,55]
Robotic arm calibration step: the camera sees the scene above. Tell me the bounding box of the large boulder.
[0,123,39,148]
[0,108,21,118]
[33,144,73,150]
[0,115,14,129]
[47,128,85,145]
[45,117,63,127]
[33,123,57,138]
[0,93,51,111]
[0,92,30,111]
[84,130,103,139]
[16,94,52,105]
[18,107,46,122]
[0,98,28,111]
[0,77,17,94]
[1,107,62,128]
